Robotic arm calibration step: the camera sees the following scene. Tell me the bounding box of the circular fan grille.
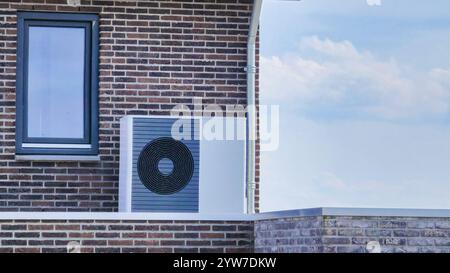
[137,137,194,195]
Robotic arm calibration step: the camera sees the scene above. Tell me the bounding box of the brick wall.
[0,219,253,253]
[254,215,450,253]
[254,216,324,253]
[1,211,450,253]
[0,0,259,212]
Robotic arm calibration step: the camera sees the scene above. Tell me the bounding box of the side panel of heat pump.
[131,117,199,212]
[199,117,247,214]
[119,116,133,213]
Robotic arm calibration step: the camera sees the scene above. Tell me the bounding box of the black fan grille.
[137,137,194,195]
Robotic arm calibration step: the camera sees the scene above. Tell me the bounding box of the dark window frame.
[16,12,99,156]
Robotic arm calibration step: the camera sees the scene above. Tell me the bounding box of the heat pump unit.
[119,115,246,214]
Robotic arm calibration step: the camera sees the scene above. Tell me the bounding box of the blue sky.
[260,0,450,211]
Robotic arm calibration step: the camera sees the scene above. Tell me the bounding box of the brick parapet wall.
[0,0,260,212]
[254,215,450,253]
[1,212,450,253]
[0,219,254,253]
[254,216,324,253]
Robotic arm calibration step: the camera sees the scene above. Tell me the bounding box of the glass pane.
[27,26,85,139]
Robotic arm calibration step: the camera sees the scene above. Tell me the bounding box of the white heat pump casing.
[119,115,247,214]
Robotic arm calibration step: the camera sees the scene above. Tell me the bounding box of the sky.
[259,0,450,211]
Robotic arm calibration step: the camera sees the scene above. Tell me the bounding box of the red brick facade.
[0,0,260,212]
[0,219,253,253]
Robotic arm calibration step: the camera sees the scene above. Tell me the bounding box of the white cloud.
[261,36,450,120]
[260,3,450,212]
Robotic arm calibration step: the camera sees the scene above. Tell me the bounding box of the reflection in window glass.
[27,26,85,139]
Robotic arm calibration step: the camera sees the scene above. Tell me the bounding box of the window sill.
[15,155,101,162]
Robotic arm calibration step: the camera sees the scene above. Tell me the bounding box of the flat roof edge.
[0,212,253,221]
[256,207,450,220]
[1,208,450,221]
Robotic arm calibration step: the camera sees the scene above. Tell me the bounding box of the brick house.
[0,0,260,213]
[2,0,450,254]
[0,0,263,253]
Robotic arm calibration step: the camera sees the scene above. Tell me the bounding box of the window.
[16,12,99,155]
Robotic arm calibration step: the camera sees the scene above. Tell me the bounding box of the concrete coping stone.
[256,207,450,220]
[1,208,450,221]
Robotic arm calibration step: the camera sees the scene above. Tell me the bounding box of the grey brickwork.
[254,216,324,253]
[254,215,450,253]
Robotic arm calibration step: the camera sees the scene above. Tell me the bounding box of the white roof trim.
[256,207,450,220]
[1,208,450,221]
[0,212,253,221]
